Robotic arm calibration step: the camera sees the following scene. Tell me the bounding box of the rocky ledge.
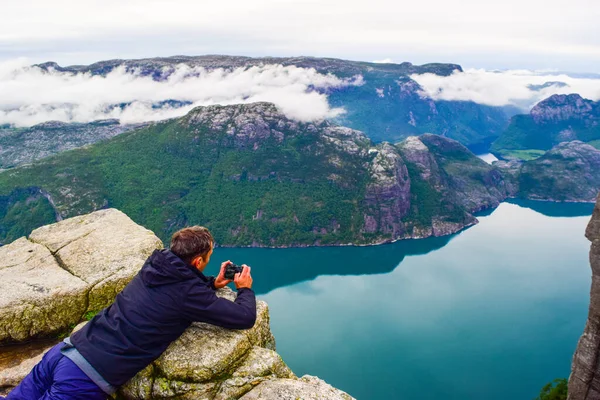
[0,209,354,399]
[568,194,600,399]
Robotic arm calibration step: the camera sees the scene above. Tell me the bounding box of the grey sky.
[1,0,599,71]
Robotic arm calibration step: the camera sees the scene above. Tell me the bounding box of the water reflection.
[213,199,596,295]
[220,202,593,400]
[215,235,454,295]
[507,198,595,217]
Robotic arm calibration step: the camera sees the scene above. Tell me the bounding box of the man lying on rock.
[2,226,255,400]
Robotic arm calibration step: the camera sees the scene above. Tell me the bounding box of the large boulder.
[568,194,600,399]
[0,238,89,343]
[0,209,163,343]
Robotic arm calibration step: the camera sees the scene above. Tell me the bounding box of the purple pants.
[2,343,107,400]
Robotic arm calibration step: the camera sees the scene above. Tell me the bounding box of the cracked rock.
[29,209,163,312]
[0,238,88,343]
[0,209,163,343]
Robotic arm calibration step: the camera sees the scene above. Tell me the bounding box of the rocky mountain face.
[36,55,512,148]
[0,102,513,247]
[568,196,600,399]
[491,94,600,154]
[0,210,354,400]
[0,119,144,169]
[517,141,600,202]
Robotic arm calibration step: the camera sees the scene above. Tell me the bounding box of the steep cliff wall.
[568,195,600,399]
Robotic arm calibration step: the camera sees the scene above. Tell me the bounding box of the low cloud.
[0,59,362,127]
[372,58,394,64]
[411,69,600,110]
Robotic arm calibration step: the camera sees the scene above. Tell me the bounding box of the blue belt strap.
[60,337,118,395]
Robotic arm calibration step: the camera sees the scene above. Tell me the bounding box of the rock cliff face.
[530,94,597,124]
[0,210,354,400]
[569,195,600,399]
[0,120,145,169]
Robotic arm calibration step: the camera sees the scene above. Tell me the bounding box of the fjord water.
[215,200,594,399]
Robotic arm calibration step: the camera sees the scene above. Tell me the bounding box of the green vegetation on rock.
[495,149,546,161]
[534,378,567,400]
[0,188,56,244]
[518,141,600,202]
[492,94,600,156]
[0,103,513,246]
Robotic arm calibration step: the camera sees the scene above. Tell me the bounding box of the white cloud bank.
[372,58,394,64]
[0,59,362,127]
[411,69,600,110]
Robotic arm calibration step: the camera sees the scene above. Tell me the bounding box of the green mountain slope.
[518,141,600,202]
[0,103,513,246]
[491,94,600,157]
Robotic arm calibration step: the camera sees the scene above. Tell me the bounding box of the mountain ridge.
[491,93,600,154]
[0,102,513,246]
[29,55,511,148]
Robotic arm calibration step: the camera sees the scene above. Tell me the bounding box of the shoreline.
[215,196,597,250]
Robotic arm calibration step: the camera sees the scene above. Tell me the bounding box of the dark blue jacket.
[69,249,256,386]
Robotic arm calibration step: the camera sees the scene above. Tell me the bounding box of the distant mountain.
[491,94,600,155]
[0,120,145,169]
[0,102,513,246]
[36,55,513,149]
[517,141,600,202]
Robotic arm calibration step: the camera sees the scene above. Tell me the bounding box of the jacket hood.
[140,249,206,287]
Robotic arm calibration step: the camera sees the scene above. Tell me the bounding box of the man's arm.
[181,266,256,329]
[206,276,217,290]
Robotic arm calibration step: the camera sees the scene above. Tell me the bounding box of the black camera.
[224,263,244,280]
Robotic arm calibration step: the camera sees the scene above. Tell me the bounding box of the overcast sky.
[1,0,599,71]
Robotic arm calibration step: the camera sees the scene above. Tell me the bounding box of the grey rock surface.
[363,142,411,238]
[530,94,596,124]
[0,209,163,343]
[0,238,88,342]
[29,208,163,311]
[569,194,600,399]
[0,120,144,169]
[239,375,355,400]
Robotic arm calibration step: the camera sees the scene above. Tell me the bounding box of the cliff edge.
[0,209,354,400]
[569,194,600,399]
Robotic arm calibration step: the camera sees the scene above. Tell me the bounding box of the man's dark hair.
[170,226,214,264]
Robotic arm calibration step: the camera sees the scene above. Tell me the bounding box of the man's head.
[170,226,214,272]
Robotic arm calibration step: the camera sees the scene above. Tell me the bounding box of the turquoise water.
[214,201,595,399]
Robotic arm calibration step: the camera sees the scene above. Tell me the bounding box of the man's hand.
[234,265,253,290]
[214,261,234,289]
